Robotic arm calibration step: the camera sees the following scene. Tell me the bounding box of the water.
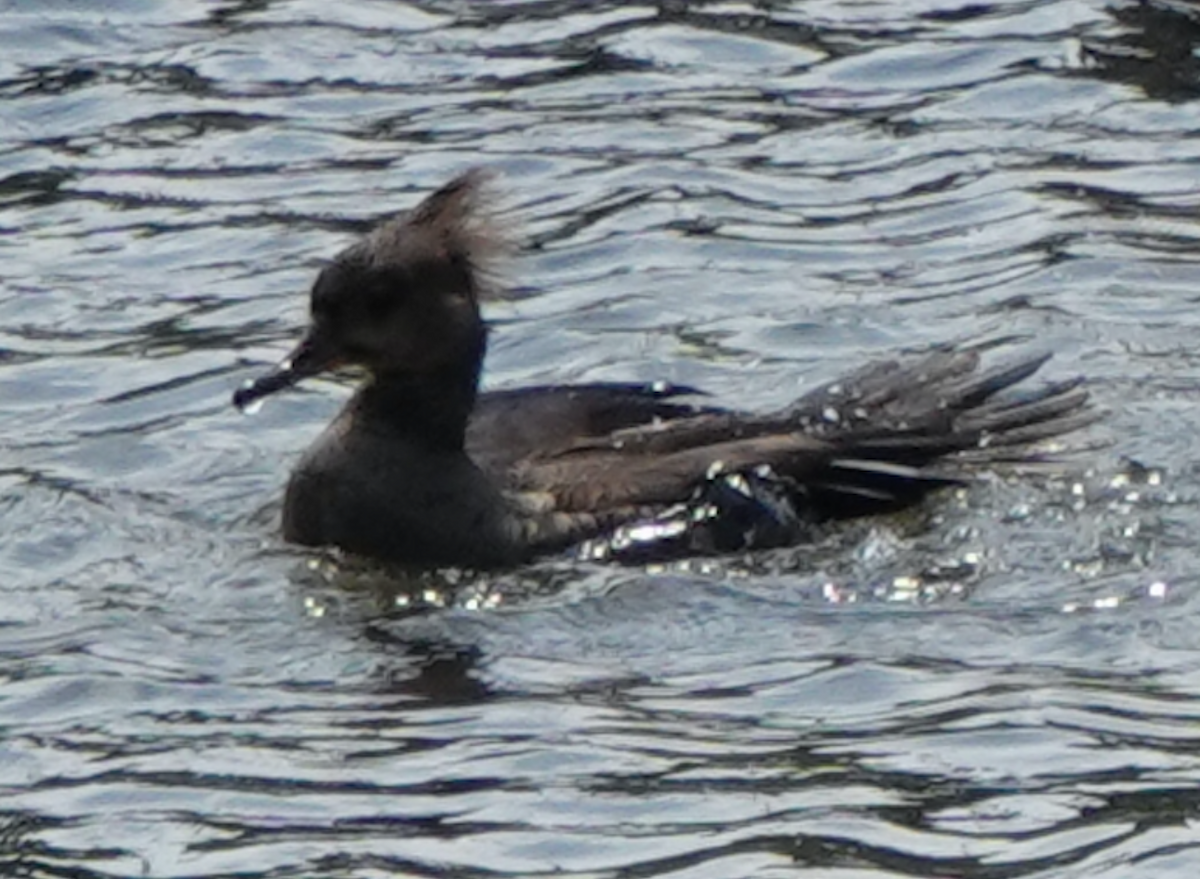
[3,0,1200,876]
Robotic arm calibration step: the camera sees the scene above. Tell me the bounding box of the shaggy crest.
[363,168,509,301]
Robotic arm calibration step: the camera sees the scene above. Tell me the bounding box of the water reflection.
[3,0,1200,876]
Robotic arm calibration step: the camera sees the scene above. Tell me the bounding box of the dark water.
[4,0,1200,876]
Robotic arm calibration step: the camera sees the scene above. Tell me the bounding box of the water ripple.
[3,0,1200,877]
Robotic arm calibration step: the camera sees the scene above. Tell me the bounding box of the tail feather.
[935,351,1052,411]
[962,390,1093,439]
[978,375,1086,414]
[776,347,1095,519]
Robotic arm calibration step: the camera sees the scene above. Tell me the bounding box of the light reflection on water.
[3,1,1200,877]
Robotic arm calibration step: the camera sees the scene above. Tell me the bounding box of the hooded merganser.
[234,169,1094,568]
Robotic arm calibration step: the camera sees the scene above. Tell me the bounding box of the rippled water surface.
[4,0,1200,876]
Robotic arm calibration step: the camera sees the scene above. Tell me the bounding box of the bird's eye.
[310,264,349,324]
[311,291,343,327]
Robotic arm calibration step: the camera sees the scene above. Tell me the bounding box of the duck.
[233,169,1095,569]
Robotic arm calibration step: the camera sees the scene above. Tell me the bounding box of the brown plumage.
[233,170,1096,568]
